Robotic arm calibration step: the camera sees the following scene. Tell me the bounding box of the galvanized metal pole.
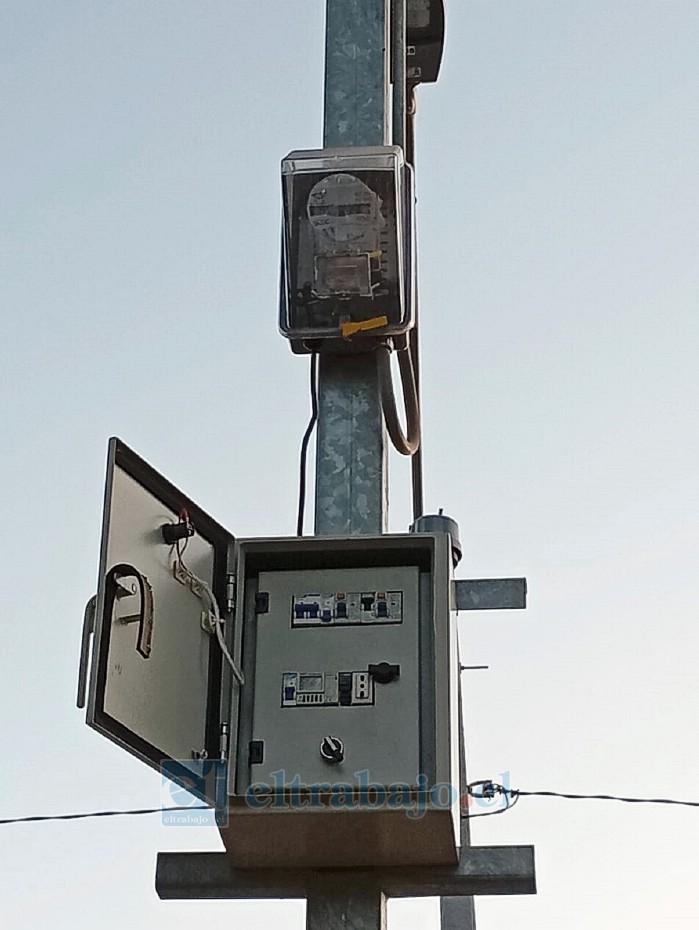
[313,6,477,930]
[309,0,390,925]
[307,876,387,930]
[314,0,389,537]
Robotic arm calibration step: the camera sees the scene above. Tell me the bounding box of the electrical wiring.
[462,781,699,818]
[214,617,244,688]
[6,783,699,828]
[408,328,424,519]
[377,342,421,456]
[0,806,210,826]
[406,83,424,521]
[513,789,699,808]
[465,787,521,819]
[173,533,245,687]
[378,18,422,463]
[296,351,318,536]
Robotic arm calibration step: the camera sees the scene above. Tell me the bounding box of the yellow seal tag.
[340,315,389,338]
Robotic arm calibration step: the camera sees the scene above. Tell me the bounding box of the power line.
[4,782,699,827]
[514,788,699,808]
[0,806,209,826]
[464,781,699,817]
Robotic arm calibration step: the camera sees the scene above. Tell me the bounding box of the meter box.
[220,533,461,869]
[279,146,415,353]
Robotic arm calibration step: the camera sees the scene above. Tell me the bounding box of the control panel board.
[239,565,421,790]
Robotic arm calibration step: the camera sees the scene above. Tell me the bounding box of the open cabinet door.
[81,438,234,809]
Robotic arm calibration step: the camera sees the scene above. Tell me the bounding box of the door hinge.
[226,574,236,613]
[219,722,229,763]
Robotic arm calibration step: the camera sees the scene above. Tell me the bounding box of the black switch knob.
[368,662,400,684]
[319,735,345,765]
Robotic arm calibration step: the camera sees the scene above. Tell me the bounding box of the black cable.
[406,84,424,521]
[5,784,699,827]
[296,351,318,536]
[462,781,699,818]
[514,789,699,808]
[0,806,210,826]
[465,791,521,818]
[408,330,424,518]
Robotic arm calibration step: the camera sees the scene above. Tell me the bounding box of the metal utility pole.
[78,4,535,927]
[314,0,390,536]
[311,2,392,923]
[153,0,536,921]
[316,3,472,928]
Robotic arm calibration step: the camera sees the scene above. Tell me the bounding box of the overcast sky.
[2,2,699,928]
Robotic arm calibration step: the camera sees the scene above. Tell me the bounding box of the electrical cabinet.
[80,439,461,868]
[221,534,461,868]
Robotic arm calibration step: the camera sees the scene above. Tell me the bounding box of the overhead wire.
[463,781,699,817]
[512,788,699,808]
[5,783,699,827]
[0,806,209,826]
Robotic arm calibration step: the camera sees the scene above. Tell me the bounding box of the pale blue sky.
[2,2,699,928]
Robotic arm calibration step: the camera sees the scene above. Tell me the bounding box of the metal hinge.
[76,595,97,709]
[219,722,229,762]
[226,574,236,613]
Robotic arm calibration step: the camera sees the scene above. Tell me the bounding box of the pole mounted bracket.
[452,578,527,612]
[155,844,536,900]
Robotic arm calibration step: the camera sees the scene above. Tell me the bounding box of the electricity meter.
[280,146,414,353]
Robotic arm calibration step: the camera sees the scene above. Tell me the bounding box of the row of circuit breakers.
[292,590,403,624]
[286,591,403,708]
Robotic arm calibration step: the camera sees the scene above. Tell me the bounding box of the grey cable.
[377,342,421,455]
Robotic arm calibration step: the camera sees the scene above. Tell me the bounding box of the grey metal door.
[80,438,234,806]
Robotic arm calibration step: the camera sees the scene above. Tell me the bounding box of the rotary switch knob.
[319,735,345,765]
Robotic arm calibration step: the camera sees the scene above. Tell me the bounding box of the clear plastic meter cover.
[282,149,406,338]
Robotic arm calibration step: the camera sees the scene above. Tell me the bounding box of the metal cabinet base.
[219,798,459,869]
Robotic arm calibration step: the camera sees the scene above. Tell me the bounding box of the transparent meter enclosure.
[280,146,414,352]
